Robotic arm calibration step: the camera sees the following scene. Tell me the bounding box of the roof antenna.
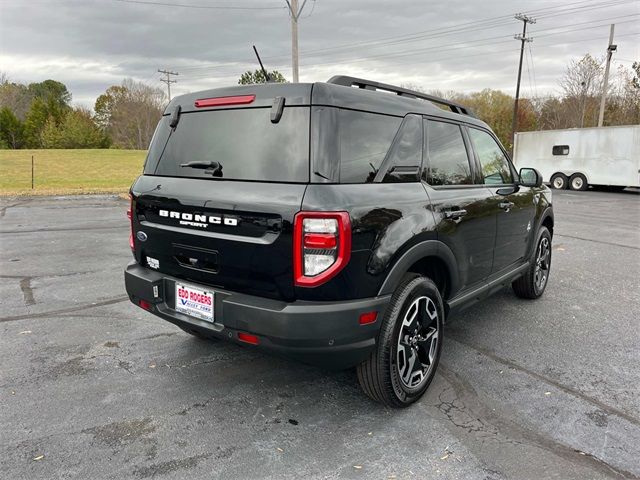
[252,45,271,83]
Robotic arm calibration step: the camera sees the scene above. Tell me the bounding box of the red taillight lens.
[359,311,378,325]
[238,332,259,345]
[293,211,351,288]
[139,299,152,311]
[303,233,337,249]
[127,194,134,251]
[194,95,255,108]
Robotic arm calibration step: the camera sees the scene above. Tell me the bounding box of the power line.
[178,31,639,89]
[178,18,638,80]
[178,27,639,83]
[528,43,539,99]
[524,42,534,99]
[262,0,637,61]
[109,0,286,10]
[175,8,637,74]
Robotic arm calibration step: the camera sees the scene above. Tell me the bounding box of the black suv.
[125,76,553,407]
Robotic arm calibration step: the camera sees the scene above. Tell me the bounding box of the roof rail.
[327,75,475,117]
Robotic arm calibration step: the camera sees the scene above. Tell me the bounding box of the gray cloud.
[1,0,638,106]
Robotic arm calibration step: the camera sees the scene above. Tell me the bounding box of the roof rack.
[327,75,475,117]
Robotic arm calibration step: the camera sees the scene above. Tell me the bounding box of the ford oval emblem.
[136,231,148,242]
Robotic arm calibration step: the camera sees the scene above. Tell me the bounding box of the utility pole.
[158,69,179,100]
[511,13,535,146]
[598,24,616,127]
[285,0,309,82]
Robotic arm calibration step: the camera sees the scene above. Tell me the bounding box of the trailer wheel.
[569,173,588,191]
[550,173,568,190]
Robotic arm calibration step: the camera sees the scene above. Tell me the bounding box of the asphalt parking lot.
[1,189,639,479]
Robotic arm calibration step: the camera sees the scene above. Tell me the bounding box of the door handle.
[444,209,467,220]
[499,201,514,211]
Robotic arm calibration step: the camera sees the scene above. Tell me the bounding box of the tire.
[569,173,588,191]
[512,226,552,299]
[357,274,444,408]
[550,173,568,190]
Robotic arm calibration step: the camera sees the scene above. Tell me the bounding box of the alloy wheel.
[395,296,439,390]
[535,237,551,293]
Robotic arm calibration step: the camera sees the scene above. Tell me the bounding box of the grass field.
[0,149,147,196]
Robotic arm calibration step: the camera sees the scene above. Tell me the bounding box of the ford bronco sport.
[124,76,554,407]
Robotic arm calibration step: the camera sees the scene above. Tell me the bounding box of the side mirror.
[519,167,543,188]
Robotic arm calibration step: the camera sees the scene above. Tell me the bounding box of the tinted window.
[552,145,570,155]
[145,107,309,182]
[381,114,423,183]
[425,120,472,185]
[339,110,401,183]
[468,128,513,185]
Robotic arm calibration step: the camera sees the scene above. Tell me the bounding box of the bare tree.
[95,79,166,149]
[559,54,604,128]
[604,64,640,126]
[0,73,34,121]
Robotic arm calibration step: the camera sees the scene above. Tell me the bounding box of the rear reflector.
[127,194,134,251]
[359,311,378,325]
[194,95,255,108]
[238,332,259,345]
[139,299,152,311]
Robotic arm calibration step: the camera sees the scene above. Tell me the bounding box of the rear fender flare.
[378,240,460,297]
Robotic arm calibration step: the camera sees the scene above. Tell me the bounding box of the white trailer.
[513,125,640,190]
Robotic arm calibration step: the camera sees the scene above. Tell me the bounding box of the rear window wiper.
[180,161,223,177]
[180,160,220,169]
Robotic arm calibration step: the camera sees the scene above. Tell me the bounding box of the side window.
[468,128,513,185]
[425,120,473,186]
[381,114,423,183]
[339,110,402,183]
[552,145,569,155]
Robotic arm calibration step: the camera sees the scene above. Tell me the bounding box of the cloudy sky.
[1,0,638,107]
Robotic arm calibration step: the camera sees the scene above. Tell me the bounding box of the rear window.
[144,107,309,182]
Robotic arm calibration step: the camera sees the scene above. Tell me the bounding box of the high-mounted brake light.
[127,193,134,251]
[293,212,351,287]
[194,95,255,108]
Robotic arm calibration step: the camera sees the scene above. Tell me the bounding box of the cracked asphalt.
[1,190,639,479]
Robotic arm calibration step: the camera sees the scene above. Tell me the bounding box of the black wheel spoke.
[396,296,440,389]
[534,237,550,291]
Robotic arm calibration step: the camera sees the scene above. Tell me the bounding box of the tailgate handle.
[173,244,219,273]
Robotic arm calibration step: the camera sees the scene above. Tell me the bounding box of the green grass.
[0,149,147,196]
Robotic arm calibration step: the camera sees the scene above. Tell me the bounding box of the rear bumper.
[124,262,390,369]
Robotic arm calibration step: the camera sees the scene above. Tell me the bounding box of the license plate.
[175,283,214,322]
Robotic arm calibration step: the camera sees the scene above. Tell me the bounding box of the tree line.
[0,56,638,151]
[0,75,166,150]
[407,55,639,149]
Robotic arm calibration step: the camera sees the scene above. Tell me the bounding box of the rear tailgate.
[131,84,312,301]
[131,176,305,301]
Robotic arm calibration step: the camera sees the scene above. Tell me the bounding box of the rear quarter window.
[339,110,402,183]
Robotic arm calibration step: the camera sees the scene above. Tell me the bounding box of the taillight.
[293,211,351,287]
[127,193,134,251]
